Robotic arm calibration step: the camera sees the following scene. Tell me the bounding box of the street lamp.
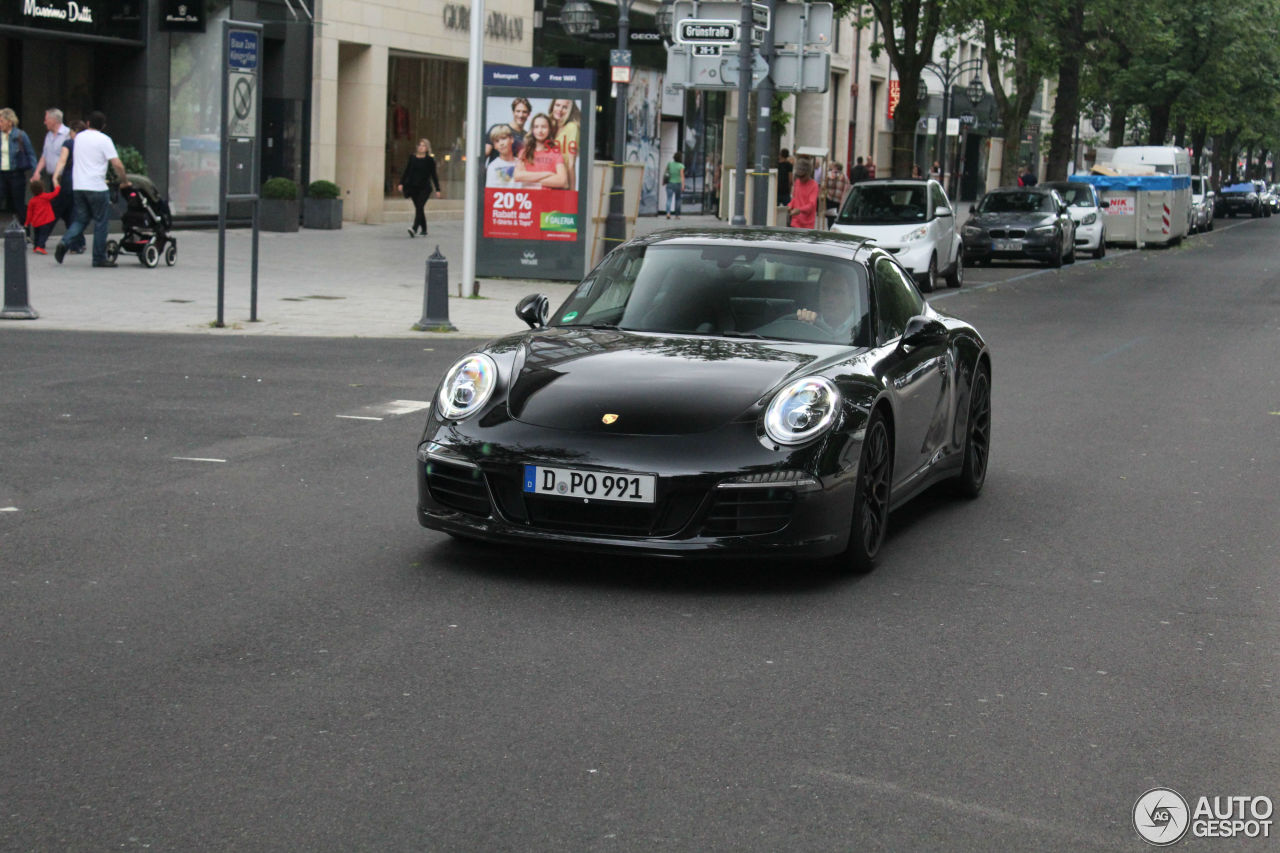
[559,0,596,35]
[655,0,674,42]
[922,57,984,197]
[557,0,632,253]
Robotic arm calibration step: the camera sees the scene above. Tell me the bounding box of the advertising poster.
[477,66,594,281]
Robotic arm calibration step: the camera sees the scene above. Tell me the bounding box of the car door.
[870,255,951,489]
[931,181,957,268]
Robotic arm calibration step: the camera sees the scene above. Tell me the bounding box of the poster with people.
[477,67,594,281]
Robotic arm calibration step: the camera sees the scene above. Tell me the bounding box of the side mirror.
[900,315,947,348]
[515,293,550,329]
[1100,199,1110,208]
[934,205,952,218]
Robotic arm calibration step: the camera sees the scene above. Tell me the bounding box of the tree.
[866,0,946,177]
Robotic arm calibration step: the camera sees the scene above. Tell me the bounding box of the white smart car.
[831,179,962,292]
[1043,181,1109,258]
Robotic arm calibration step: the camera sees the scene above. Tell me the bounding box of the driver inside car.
[796,267,864,342]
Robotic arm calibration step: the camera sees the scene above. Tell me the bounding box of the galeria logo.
[1134,788,1190,846]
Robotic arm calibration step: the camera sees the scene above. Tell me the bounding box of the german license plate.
[993,238,1022,251]
[523,465,656,504]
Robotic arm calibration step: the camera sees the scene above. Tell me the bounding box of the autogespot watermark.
[1134,787,1274,845]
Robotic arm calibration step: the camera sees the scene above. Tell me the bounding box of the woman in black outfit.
[396,137,442,237]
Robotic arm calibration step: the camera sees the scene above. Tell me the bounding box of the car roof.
[630,226,876,260]
[1042,181,1094,189]
[851,177,937,186]
[987,185,1054,194]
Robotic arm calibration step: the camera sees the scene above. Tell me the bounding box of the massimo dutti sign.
[1,0,143,42]
[159,0,204,31]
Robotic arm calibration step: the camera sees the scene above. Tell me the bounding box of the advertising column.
[477,66,594,280]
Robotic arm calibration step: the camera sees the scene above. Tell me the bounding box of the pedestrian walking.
[53,110,129,267]
[822,160,849,228]
[50,120,87,254]
[664,151,685,219]
[34,107,69,190]
[850,156,870,184]
[24,178,59,253]
[397,137,442,237]
[786,155,819,229]
[0,107,38,221]
[777,148,794,205]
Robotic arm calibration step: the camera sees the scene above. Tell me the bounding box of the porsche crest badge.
[602,413,619,425]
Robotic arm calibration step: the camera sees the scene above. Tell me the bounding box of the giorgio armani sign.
[1,0,143,41]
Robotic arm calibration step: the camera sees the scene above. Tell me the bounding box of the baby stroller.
[107,174,177,268]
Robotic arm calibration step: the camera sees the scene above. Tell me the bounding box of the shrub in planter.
[303,180,343,229]
[260,177,300,232]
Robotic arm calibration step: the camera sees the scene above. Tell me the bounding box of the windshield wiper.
[719,330,764,339]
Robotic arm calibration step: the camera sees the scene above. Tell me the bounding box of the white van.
[1105,146,1192,176]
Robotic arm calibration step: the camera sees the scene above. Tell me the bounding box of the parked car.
[962,187,1077,267]
[1189,175,1214,233]
[830,178,963,293]
[1217,181,1266,218]
[1264,182,1280,214]
[416,228,992,572]
[1043,180,1109,258]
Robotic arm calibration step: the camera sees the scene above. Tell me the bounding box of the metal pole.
[751,0,775,226]
[604,0,631,252]
[940,59,950,191]
[731,0,753,226]
[217,23,228,329]
[461,0,486,295]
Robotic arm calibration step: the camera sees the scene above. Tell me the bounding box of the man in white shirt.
[34,108,69,190]
[54,110,129,268]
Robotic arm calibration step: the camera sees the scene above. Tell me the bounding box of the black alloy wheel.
[954,363,991,498]
[846,411,893,572]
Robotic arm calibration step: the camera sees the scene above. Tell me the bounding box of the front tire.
[953,363,991,498]
[843,410,893,573]
[945,250,963,288]
[1047,237,1063,268]
[1094,234,1107,258]
[918,254,937,293]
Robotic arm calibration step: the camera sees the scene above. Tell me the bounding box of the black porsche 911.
[416,228,991,571]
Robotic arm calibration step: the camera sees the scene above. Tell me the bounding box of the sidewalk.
[1,213,728,340]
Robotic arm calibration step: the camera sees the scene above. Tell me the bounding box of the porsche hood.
[502,328,832,435]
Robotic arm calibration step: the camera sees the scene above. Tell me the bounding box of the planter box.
[260,199,300,232]
[303,197,343,229]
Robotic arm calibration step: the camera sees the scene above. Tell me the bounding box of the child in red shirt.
[25,179,59,254]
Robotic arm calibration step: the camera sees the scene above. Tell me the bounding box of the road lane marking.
[171,457,227,463]
[337,399,432,421]
[1,506,18,512]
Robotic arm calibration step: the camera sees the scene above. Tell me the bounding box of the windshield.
[1049,185,1095,206]
[836,184,930,225]
[977,191,1054,214]
[552,244,872,346]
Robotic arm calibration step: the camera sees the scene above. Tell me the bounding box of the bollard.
[2,218,38,320]
[413,246,457,332]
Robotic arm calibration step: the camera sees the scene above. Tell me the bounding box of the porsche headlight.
[437,354,498,420]
[764,377,840,446]
[902,225,929,243]
[1082,212,1098,225]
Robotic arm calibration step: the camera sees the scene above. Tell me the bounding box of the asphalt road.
[2,218,1278,851]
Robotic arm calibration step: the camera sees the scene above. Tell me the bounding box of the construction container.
[1069,173,1191,247]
